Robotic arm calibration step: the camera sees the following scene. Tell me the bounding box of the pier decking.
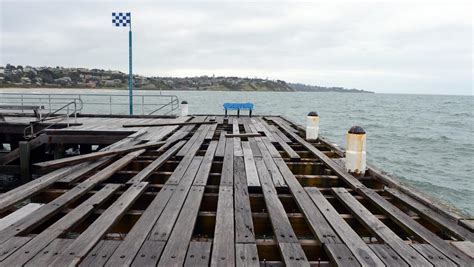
[0,114,473,266]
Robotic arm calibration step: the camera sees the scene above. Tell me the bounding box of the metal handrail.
[0,92,179,116]
[23,100,81,139]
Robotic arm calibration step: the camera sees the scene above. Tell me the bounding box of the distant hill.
[0,64,373,93]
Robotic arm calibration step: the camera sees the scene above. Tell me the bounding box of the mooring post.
[181,100,189,116]
[306,111,319,140]
[19,141,31,182]
[345,125,366,176]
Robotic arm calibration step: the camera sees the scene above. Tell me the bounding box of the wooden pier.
[0,114,473,266]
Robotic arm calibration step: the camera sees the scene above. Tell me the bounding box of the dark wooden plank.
[236,243,260,267]
[33,141,165,169]
[210,186,234,266]
[273,158,341,244]
[305,187,384,267]
[0,150,144,245]
[193,141,218,186]
[358,187,473,266]
[369,244,409,267]
[386,187,474,241]
[278,242,310,267]
[130,240,166,267]
[24,238,74,267]
[256,139,286,187]
[0,134,46,165]
[242,141,260,187]
[226,133,261,138]
[234,156,256,243]
[332,187,431,266]
[411,244,457,266]
[78,240,121,267]
[127,140,186,184]
[2,184,121,266]
[0,236,31,261]
[50,182,148,266]
[123,120,216,127]
[149,157,203,242]
[220,138,234,186]
[158,186,206,265]
[215,131,226,158]
[105,185,176,266]
[324,243,361,267]
[185,241,212,267]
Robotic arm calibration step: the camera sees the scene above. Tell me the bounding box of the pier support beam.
[19,141,31,182]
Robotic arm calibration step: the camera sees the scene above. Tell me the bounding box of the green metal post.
[128,18,133,115]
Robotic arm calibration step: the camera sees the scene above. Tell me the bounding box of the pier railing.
[0,92,179,116]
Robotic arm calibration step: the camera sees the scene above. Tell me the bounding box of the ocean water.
[1,88,473,215]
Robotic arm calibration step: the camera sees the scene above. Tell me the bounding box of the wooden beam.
[225,133,261,138]
[122,121,216,128]
[19,141,31,182]
[33,141,165,169]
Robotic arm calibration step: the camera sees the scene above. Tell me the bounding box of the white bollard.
[181,100,189,116]
[306,111,319,140]
[345,126,366,175]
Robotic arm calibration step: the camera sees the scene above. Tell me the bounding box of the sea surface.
[1,88,473,215]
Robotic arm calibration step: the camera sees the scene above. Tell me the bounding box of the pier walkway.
[0,115,472,266]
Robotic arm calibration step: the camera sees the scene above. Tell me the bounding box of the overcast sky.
[0,0,472,95]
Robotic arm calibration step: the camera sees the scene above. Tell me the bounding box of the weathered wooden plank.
[211,186,234,266]
[369,244,409,267]
[273,157,341,244]
[33,141,165,169]
[123,120,216,127]
[206,122,218,140]
[305,187,384,267]
[105,185,177,266]
[278,242,310,267]
[332,187,431,266]
[226,133,261,138]
[127,140,186,184]
[220,138,234,186]
[236,243,260,267]
[253,117,276,142]
[149,157,203,241]
[324,243,361,267]
[24,238,74,267]
[184,241,212,266]
[386,187,474,241]
[256,139,286,187]
[177,122,213,157]
[255,157,298,244]
[0,203,44,231]
[215,131,226,158]
[0,236,31,261]
[411,243,457,266]
[242,141,260,187]
[233,119,243,157]
[78,240,121,267]
[261,137,281,158]
[358,187,473,266]
[193,141,218,186]
[450,241,474,259]
[158,186,206,265]
[0,150,144,245]
[130,240,166,267]
[2,184,121,266]
[234,156,256,243]
[49,182,148,266]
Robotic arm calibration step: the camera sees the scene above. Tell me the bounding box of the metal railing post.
[67,105,70,127]
[74,101,77,123]
[49,94,52,113]
[141,95,145,115]
[109,95,112,115]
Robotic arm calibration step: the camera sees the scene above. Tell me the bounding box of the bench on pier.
[223,102,254,117]
[0,105,45,121]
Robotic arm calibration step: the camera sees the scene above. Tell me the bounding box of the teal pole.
[128,17,133,115]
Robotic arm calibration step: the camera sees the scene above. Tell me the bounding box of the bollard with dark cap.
[181,100,188,116]
[306,111,319,140]
[345,125,366,175]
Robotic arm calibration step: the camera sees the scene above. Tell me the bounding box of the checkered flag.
[112,12,131,27]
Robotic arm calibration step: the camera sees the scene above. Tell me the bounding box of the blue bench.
[223,102,254,117]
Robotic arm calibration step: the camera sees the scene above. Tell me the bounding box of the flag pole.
[128,14,133,115]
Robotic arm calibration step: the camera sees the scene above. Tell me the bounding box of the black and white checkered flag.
[112,12,131,27]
